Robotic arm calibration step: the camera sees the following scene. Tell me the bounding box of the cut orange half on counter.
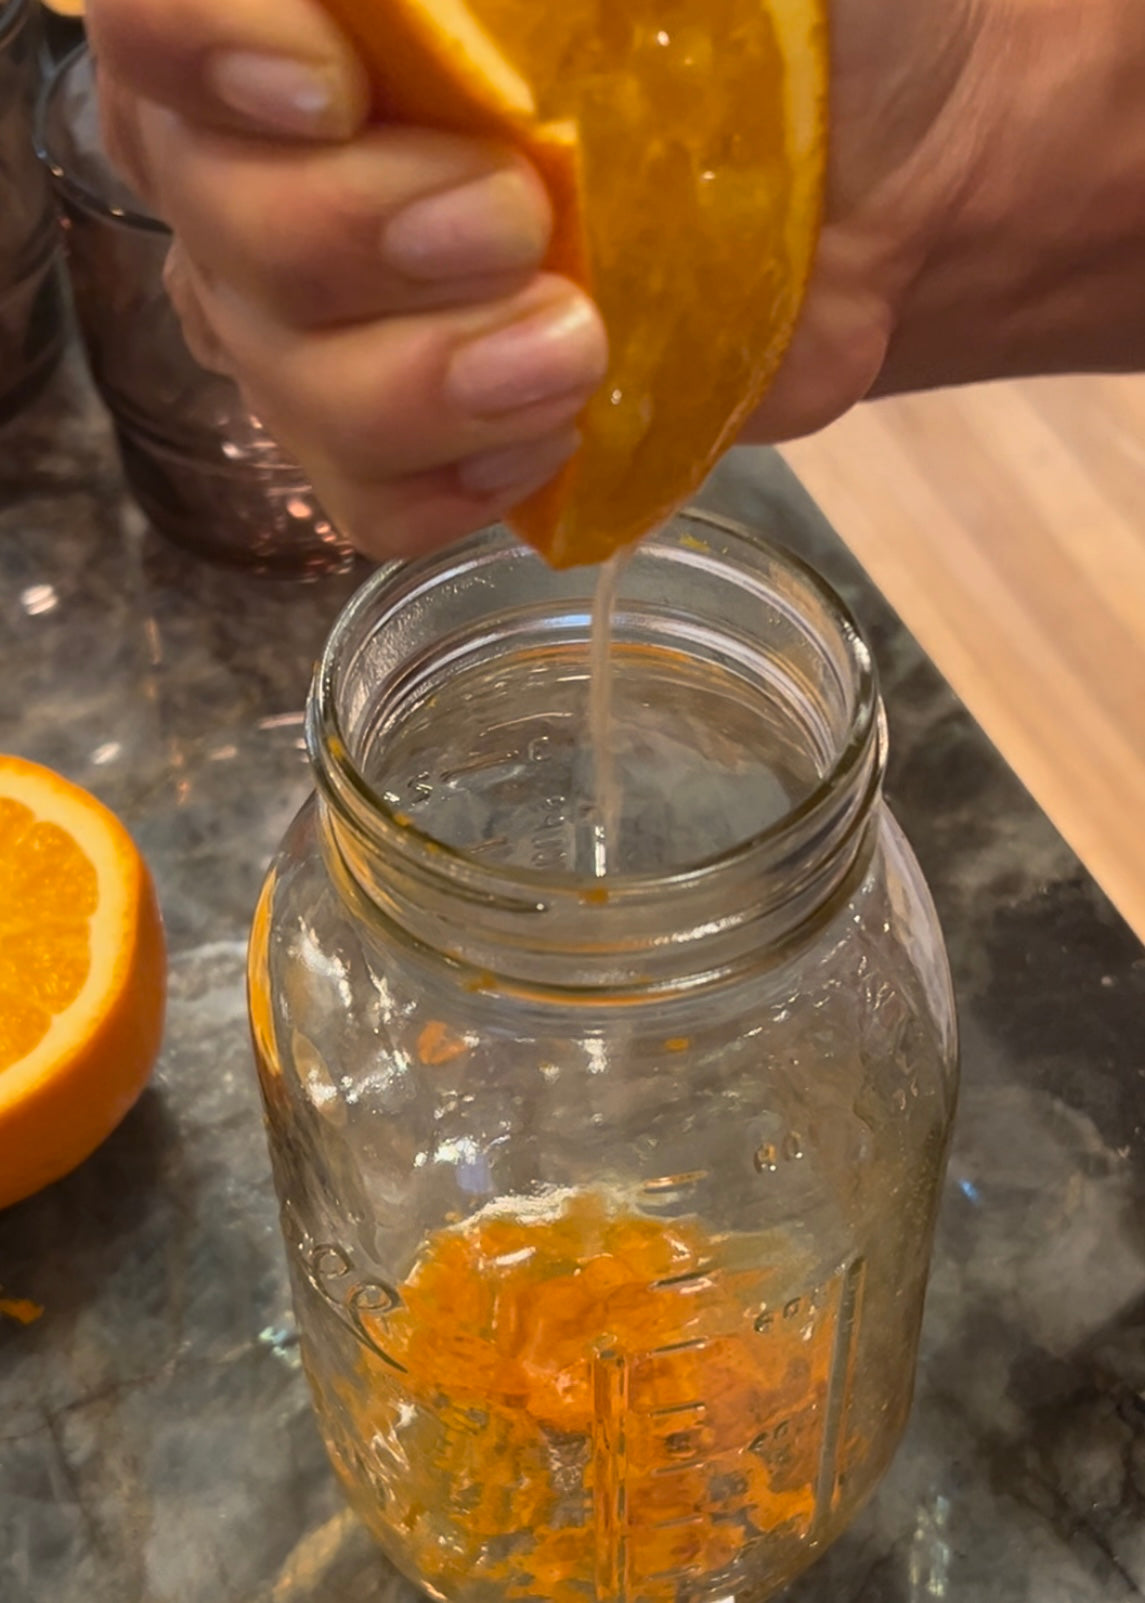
[323,0,829,566]
[0,755,165,1210]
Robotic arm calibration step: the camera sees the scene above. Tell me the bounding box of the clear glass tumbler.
[36,1,84,68]
[0,0,66,423]
[249,513,960,1603]
[37,47,356,577]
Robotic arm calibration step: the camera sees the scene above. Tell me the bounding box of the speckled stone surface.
[2,357,1143,1603]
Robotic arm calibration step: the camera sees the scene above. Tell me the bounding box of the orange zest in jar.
[312,1189,849,1602]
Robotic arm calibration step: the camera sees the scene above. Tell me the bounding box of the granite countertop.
[2,356,1144,1603]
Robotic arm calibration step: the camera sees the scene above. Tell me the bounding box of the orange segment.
[0,756,166,1210]
[324,0,828,565]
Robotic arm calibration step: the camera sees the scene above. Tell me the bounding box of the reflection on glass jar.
[249,513,959,1603]
[0,0,66,423]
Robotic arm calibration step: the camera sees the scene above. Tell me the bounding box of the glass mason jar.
[249,512,959,1603]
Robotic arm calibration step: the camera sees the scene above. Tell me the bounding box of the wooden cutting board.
[783,374,1145,945]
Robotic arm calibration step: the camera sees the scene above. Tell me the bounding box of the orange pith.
[0,756,166,1210]
[322,0,828,566]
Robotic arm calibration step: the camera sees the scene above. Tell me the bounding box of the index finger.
[86,0,371,140]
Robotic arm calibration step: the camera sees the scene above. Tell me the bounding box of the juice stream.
[587,549,634,877]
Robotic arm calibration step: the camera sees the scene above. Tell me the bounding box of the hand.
[742,0,986,440]
[750,0,1145,438]
[87,0,1145,559]
[87,0,610,562]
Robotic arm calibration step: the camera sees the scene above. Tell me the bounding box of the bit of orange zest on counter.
[0,755,165,1210]
[0,1295,44,1324]
[323,0,828,566]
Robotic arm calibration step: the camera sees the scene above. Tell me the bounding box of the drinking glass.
[37,2,85,69]
[0,0,66,423]
[37,47,356,577]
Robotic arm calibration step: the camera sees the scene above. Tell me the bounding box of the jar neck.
[308,516,884,1001]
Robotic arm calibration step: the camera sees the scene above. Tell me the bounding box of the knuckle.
[205,158,383,324]
[293,328,448,472]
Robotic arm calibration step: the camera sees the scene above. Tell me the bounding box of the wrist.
[880,0,1145,390]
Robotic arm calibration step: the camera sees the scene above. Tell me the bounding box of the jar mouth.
[310,512,882,974]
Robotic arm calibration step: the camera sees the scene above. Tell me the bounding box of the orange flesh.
[0,799,97,1071]
[0,756,166,1210]
[323,0,827,565]
[321,1190,841,1600]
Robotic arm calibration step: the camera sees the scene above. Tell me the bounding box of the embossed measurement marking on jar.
[588,1258,861,1599]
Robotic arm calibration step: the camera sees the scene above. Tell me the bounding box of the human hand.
[87,0,610,562]
[750,0,1145,436]
[87,0,1144,558]
[741,0,986,440]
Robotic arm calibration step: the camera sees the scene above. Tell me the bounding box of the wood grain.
[782,376,1145,943]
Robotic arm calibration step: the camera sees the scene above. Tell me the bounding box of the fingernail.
[207,51,349,138]
[458,429,581,495]
[448,296,608,418]
[384,168,548,282]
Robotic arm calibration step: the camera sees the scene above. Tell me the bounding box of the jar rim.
[309,508,882,921]
[0,0,31,52]
[36,46,171,236]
